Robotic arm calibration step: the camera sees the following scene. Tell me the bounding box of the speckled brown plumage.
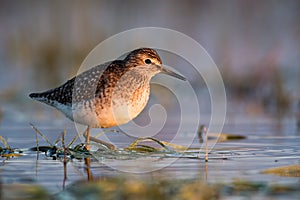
[29,48,185,128]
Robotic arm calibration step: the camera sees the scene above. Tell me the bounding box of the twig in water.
[67,134,79,148]
[198,125,208,162]
[62,129,67,163]
[35,128,39,153]
[30,123,53,146]
[62,129,67,189]
[197,125,204,144]
[85,126,90,151]
[204,126,208,162]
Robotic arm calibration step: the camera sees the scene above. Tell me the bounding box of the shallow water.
[1,115,300,198]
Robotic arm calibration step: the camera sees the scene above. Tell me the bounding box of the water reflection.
[84,157,93,181]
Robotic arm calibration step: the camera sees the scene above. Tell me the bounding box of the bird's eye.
[144,59,152,64]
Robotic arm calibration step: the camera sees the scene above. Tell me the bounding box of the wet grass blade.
[30,123,53,146]
[67,133,79,148]
[0,135,10,149]
[126,137,172,152]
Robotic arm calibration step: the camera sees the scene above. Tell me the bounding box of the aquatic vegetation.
[0,122,246,163]
[222,179,300,198]
[29,124,188,159]
[208,133,246,142]
[28,123,248,162]
[229,179,266,193]
[2,176,298,200]
[0,135,23,158]
[262,165,300,177]
[53,177,300,199]
[2,184,49,200]
[55,178,220,200]
[30,124,90,160]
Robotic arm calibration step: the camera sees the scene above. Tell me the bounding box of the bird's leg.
[85,126,90,151]
[83,127,116,150]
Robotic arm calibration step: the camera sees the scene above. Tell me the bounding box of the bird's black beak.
[160,66,186,81]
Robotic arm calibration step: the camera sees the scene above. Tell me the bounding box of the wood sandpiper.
[29,48,186,150]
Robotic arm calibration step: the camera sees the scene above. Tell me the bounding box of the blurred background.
[0,0,299,127]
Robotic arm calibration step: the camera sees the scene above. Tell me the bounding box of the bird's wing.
[30,60,126,106]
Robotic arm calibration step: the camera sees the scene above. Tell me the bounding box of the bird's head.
[124,48,186,81]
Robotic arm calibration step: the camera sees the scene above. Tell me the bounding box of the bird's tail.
[29,92,41,99]
[29,92,53,105]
